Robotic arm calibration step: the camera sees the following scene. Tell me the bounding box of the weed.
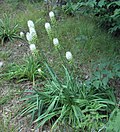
[19,64,116,131]
[0,14,19,45]
[2,54,46,82]
[0,116,16,132]
[106,108,120,132]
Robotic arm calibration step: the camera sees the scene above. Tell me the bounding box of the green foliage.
[19,64,116,131]
[0,51,10,61]
[95,0,120,35]
[2,53,46,82]
[0,93,13,105]
[62,2,78,15]
[0,14,19,45]
[71,0,120,35]
[90,60,120,89]
[106,108,120,132]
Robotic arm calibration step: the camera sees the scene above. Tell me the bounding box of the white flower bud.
[38,68,42,73]
[38,68,42,74]
[26,32,32,42]
[49,11,56,25]
[29,27,37,37]
[53,38,59,46]
[38,68,44,75]
[66,51,73,61]
[45,22,51,31]
[29,44,36,52]
[49,11,55,18]
[27,20,35,28]
[20,32,24,37]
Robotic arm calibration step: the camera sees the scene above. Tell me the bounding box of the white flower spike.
[66,51,73,61]
[20,32,24,38]
[29,44,36,52]
[45,22,51,31]
[26,32,32,43]
[38,68,44,76]
[53,38,59,47]
[49,11,56,25]
[29,27,37,36]
[49,11,55,18]
[45,22,52,39]
[38,68,42,73]
[38,68,43,75]
[27,20,35,28]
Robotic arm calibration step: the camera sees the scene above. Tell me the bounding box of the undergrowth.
[0,0,120,131]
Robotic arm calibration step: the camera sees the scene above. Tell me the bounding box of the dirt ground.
[0,41,43,131]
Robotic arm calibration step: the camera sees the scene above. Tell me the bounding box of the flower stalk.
[49,11,56,26]
[45,22,53,40]
[26,20,38,44]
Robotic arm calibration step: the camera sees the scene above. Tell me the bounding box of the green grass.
[0,51,10,61]
[0,93,13,105]
[19,64,117,131]
[0,118,16,132]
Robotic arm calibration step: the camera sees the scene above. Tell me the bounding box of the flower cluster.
[45,11,73,62]
[29,44,36,52]
[24,20,38,54]
[26,20,37,45]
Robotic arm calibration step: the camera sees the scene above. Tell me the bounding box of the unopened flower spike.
[29,27,37,43]
[45,22,52,40]
[29,27,37,36]
[27,20,35,28]
[26,32,32,44]
[49,11,54,18]
[26,27,37,44]
[20,32,24,38]
[49,11,56,25]
[53,38,60,48]
[38,68,44,75]
[66,51,73,62]
[29,44,36,53]
[45,22,51,32]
